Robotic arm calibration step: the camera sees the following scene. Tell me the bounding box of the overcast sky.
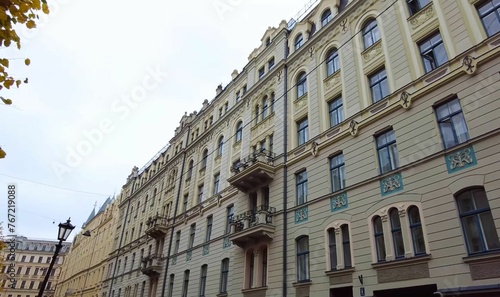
[0,0,313,241]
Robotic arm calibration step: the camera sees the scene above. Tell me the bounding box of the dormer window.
[266,37,271,47]
[321,9,332,27]
[295,34,304,50]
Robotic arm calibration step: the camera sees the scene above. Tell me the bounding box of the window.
[217,136,224,156]
[261,96,268,120]
[390,208,405,258]
[174,231,181,254]
[143,195,148,211]
[373,216,386,262]
[168,274,174,297]
[254,105,260,125]
[266,37,271,46]
[205,215,213,242]
[435,98,469,149]
[25,267,30,275]
[30,256,34,262]
[181,270,189,297]
[268,57,275,70]
[408,206,426,255]
[235,121,243,143]
[376,129,399,174]
[341,225,352,268]
[321,9,332,27]
[369,68,389,103]
[328,97,344,127]
[408,0,430,15]
[199,265,207,297]
[419,32,448,73]
[477,0,500,37]
[258,67,265,79]
[34,268,39,275]
[242,85,247,94]
[456,188,500,254]
[270,93,275,113]
[296,171,308,205]
[220,258,229,294]
[297,118,308,146]
[328,229,337,270]
[224,102,228,112]
[38,256,42,263]
[296,236,310,282]
[212,173,220,195]
[296,72,307,98]
[188,224,196,249]
[20,281,25,289]
[225,205,234,234]
[21,256,25,262]
[362,19,380,49]
[201,149,208,169]
[295,34,304,50]
[219,107,223,118]
[248,251,255,288]
[235,91,241,102]
[330,153,346,192]
[326,48,340,76]
[338,0,348,12]
[197,184,204,204]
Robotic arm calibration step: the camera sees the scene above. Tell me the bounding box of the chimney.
[216,84,223,96]
[231,69,239,80]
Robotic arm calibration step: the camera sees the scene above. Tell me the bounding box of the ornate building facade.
[55,198,117,297]
[65,0,500,296]
[1,236,71,297]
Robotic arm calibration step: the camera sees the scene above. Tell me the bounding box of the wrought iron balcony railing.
[145,215,169,239]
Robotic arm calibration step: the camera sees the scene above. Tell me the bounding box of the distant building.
[1,235,71,297]
[55,198,117,297]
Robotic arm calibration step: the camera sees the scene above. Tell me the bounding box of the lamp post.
[80,230,99,297]
[38,218,75,297]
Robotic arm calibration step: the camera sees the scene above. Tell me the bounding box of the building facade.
[55,198,117,297]
[1,236,71,297]
[82,0,500,297]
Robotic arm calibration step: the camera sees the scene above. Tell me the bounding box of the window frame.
[295,34,304,50]
[434,97,469,150]
[199,265,207,297]
[296,236,310,282]
[188,223,196,249]
[476,0,500,37]
[181,270,190,297]
[321,9,333,27]
[201,149,208,170]
[205,215,213,242]
[326,48,340,77]
[295,170,308,205]
[408,206,426,255]
[296,72,307,98]
[407,0,430,15]
[373,216,386,262]
[369,68,389,103]
[418,31,448,73]
[219,258,230,294]
[217,136,224,157]
[297,118,309,146]
[213,173,220,195]
[235,121,243,143]
[389,208,405,259]
[328,228,337,270]
[362,18,380,49]
[329,153,346,192]
[225,204,234,234]
[328,96,344,127]
[376,129,399,174]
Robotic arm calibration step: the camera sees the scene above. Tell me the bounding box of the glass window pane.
[412,226,426,254]
[378,147,391,173]
[462,216,483,253]
[457,191,475,213]
[483,12,500,36]
[436,104,450,120]
[390,210,401,228]
[339,166,346,189]
[452,113,469,144]
[409,207,421,224]
[380,78,389,98]
[479,211,500,250]
[376,236,386,260]
[440,121,457,149]
[434,43,448,66]
[472,189,489,209]
[393,231,405,257]
[389,143,399,169]
[374,217,383,233]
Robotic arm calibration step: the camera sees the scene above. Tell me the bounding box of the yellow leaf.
[15,80,21,87]
[3,39,10,47]
[42,3,49,14]
[26,20,35,29]
[24,58,30,66]
[0,59,8,67]
[3,79,13,89]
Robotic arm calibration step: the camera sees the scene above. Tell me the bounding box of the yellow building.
[1,236,71,297]
[62,0,500,296]
[55,198,117,297]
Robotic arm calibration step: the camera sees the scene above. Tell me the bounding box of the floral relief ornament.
[332,195,347,209]
[448,148,474,170]
[296,208,308,222]
[382,175,401,193]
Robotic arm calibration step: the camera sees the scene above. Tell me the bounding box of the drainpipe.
[107,193,131,296]
[282,30,290,297]
[160,126,191,297]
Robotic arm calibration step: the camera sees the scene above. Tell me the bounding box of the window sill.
[325,267,355,277]
[463,250,500,264]
[372,254,431,270]
[216,293,228,297]
[292,280,312,288]
[242,286,268,294]
[295,93,308,103]
[361,39,382,55]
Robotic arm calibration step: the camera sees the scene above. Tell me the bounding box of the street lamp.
[80,230,99,297]
[38,218,75,297]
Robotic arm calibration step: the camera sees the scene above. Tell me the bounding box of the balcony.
[227,150,275,193]
[145,215,169,239]
[229,206,276,248]
[141,255,164,277]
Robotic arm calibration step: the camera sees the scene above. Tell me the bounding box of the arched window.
[235,121,243,143]
[219,258,230,294]
[296,72,307,98]
[201,149,208,169]
[389,208,404,258]
[326,48,340,76]
[373,216,386,262]
[408,206,426,255]
[456,188,500,254]
[328,228,337,270]
[362,18,380,49]
[341,224,352,268]
[187,160,194,179]
[321,9,332,27]
[338,0,348,13]
[199,265,207,297]
[217,136,224,157]
[295,34,304,50]
[270,93,275,113]
[262,96,268,120]
[296,236,310,281]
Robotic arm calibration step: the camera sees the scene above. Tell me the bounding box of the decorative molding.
[330,192,348,212]
[294,206,309,224]
[400,91,412,109]
[445,145,477,174]
[202,244,210,256]
[311,141,319,157]
[408,3,435,30]
[340,19,348,34]
[324,70,342,93]
[362,41,383,64]
[223,236,232,249]
[294,94,308,111]
[380,172,404,196]
[462,55,478,75]
[349,120,359,136]
[251,113,275,140]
